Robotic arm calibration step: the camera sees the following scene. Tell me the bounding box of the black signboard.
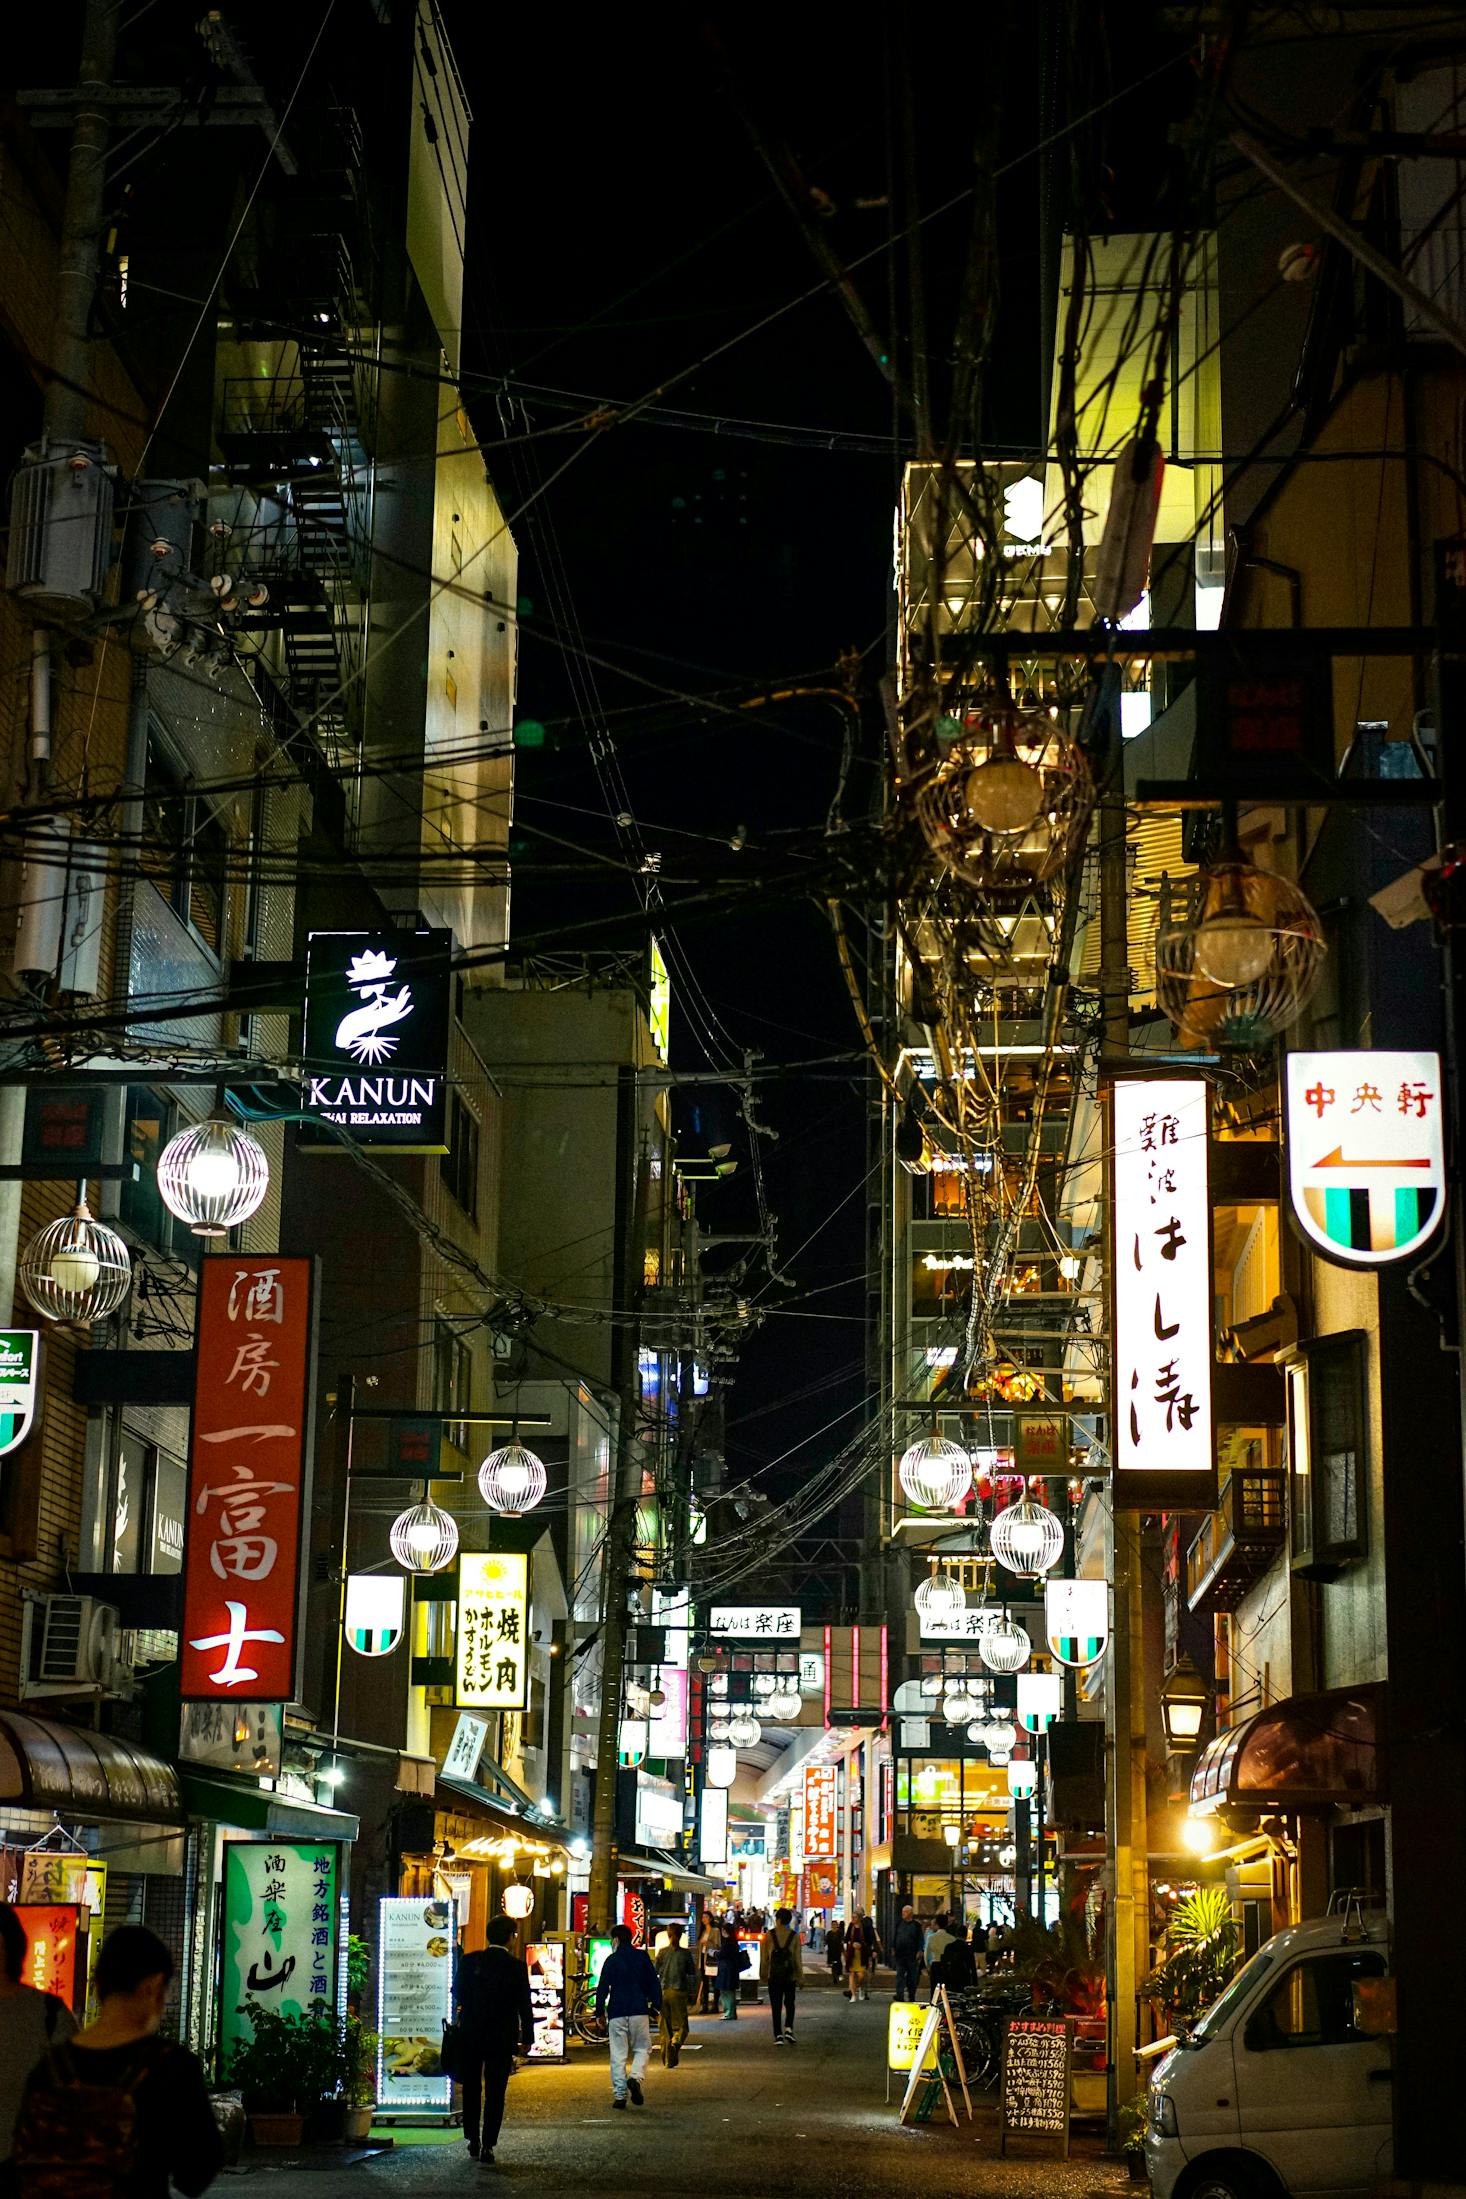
[999,2015,1072,2158]
[1193,642,1335,802]
[301,929,452,1153]
[22,1085,107,1173]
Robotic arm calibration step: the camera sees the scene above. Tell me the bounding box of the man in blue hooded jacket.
[595,1924,662,2108]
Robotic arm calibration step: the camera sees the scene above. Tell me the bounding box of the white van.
[1145,1909,1392,2199]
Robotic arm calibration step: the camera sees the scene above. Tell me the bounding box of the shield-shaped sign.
[344,1573,405,1657]
[1017,1670,1062,1734]
[1285,1050,1445,1269]
[0,1332,40,1459]
[1045,1577,1108,1669]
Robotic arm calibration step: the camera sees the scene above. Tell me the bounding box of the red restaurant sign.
[14,1904,81,2006]
[181,1257,317,1702]
[803,1764,837,1861]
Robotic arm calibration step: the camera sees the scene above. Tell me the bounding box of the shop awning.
[0,1709,182,1826]
[437,1773,572,1851]
[1189,1683,1385,1817]
[617,1846,724,1895]
[177,1771,359,1844]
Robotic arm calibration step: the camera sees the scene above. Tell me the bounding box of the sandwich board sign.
[1284,1050,1445,1268]
[1000,2013,1073,2157]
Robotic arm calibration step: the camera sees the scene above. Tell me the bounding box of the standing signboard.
[376,1895,456,2112]
[999,2014,1073,2157]
[1111,1078,1215,1512]
[220,1841,341,2062]
[301,929,452,1153]
[181,1257,317,1703]
[455,1553,529,1710]
[524,1941,568,2063]
[1284,1049,1446,1267]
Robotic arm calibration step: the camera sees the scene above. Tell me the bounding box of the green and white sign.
[220,1840,341,2064]
[0,1332,39,1459]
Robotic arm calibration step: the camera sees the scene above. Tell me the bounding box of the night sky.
[447,14,1056,1505]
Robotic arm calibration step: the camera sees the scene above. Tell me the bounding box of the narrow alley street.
[245,1983,1126,2199]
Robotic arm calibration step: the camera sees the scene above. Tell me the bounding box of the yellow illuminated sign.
[889,1999,941,2072]
[456,1552,529,1709]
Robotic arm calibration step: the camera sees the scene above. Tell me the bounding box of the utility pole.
[1099,732,1148,2144]
[587,1069,651,1934]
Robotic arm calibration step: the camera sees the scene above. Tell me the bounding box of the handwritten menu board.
[1000,2015,1072,2157]
[525,1942,567,2062]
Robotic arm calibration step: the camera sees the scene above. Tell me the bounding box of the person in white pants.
[595,1924,662,2109]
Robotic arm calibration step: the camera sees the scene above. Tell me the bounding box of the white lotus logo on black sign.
[336,949,415,1065]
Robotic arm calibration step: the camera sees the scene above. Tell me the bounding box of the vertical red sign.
[14,1905,80,2006]
[181,1256,316,1702]
[803,1764,837,1861]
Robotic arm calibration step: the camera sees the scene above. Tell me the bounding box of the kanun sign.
[1285,1050,1445,1268]
[1111,1078,1216,1511]
[301,929,451,1152]
[181,1258,317,1702]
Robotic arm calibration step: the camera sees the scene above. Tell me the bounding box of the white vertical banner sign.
[1111,1078,1216,1510]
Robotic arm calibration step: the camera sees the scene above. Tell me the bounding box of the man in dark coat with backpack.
[454,1918,534,2166]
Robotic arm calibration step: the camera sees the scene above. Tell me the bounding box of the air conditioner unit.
[36,1595,122,1688]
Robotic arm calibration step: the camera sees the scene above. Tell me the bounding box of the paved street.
[240,1984,1127,2199]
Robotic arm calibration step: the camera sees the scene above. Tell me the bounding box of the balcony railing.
[1186,1468,1287,1613]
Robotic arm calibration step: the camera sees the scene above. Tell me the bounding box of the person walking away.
[595,1925,661,2108]
[759,1909,804,2043]
[891,1905,924,2001]
[0,1905,77,2172]
[923,1911,954,1978]
[714,1924,744,2020]
[695,1917,719,2014]
[857,1910,881,1999]
[936,1922,977,1994]
[825,1918,844,1985]
[454,1916,534,2164]
[654,1924,696,2066]
[11,1925,221,2199]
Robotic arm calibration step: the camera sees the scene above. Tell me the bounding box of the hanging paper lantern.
[389,1498,458,1574]
[478,1440,547,1516]
[728,1712,762,1748]
[943,1689,978,1724]
[978,1619,1030,1674]
[990,1496,1065,1579]
[984,1718,1018,1754]
[707,1716,732,1743]
[344,1574,405,1657]
[1017,1670,1063,1734]
[502,1883,534,1919]
[1045,1577,1110,1667]
[705,1745,737,1788]
[618,1718,648,1767]
[897,1431,973,1512]
[768,1688,801,1720]
[156,1114,269,1237]
[1007,1756,1038,1799]
[914,1571,965,1621]
[920,1670,945,1698]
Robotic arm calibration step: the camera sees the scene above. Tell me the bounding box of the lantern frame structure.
[914,1569,966,1621]
[913,696,1094,891]
[389,1495,459,1574]
[990,1495,1066,1580]
[477,1439,548,1516]
[156,1113,269,1238]
[978,1618,1031,1674]
[897,1429,974,1513]
[19,1198,132,1323]
[1160,1654,1210,1751]
[1155,860,1326,1049]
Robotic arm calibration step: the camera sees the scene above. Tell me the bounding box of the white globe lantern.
[707,1716,732,1742]
[19,1200,132,1322]
[478,1440,547,1516]
[753,1672,778,1696]
[1007,1756,1039,1800]
[984,1717,1018,1754]
[728,1712,762,1748]
[705,1745,737,1789]
[990,1496,1065,1579]
[897,1431,974,1512]
[920,1670,944,1698]
[389,1497,459,1574]
[943,1689,978,1724]
[979,1619,1031,1674]
[914,1571,966,1621]
[157,1115,269,1237]
[768,1688,801,1719]
[502,1883,534,1919]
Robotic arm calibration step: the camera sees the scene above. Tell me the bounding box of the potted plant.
[1142,1887,1241,2036]
[342,2015,378,2142]
[225,2004,348,2147]
[1118,2090,1150,2181]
